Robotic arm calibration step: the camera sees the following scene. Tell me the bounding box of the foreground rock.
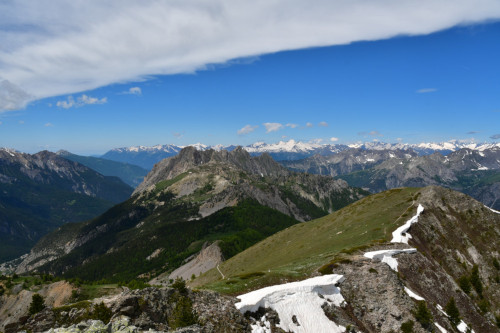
[7,286,249,333]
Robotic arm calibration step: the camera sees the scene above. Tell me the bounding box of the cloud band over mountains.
[1,0,500,111]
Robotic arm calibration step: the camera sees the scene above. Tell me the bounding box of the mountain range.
[0,148,133,262]
[14,147,365,281]
[100,140,500,169]
[284,147,500,210]
[1,144,500,332]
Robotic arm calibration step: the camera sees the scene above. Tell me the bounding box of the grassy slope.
[193,187,421,294]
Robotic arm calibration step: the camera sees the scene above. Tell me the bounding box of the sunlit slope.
[193,187,420,293]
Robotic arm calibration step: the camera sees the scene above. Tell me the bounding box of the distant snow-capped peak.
[105,139,500,157]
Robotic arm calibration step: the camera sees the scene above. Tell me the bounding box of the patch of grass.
[237,272,266,280]
[193,188,421,294]
[154,172,188,193]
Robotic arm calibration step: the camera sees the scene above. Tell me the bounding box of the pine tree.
[28,293,45,315]
[470,265,483,296]
[414,301,433,330]
[445,297,460,326]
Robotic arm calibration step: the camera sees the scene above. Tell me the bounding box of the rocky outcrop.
[10,287,249,333]
[0,281,74,331]
[133,147,288,195]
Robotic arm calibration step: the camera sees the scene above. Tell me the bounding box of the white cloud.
[319,121,328,127]
[124,86,142,95]
[306,122,313,128]
[237,124,258,135]
[286,123,299,128]
[263,122,283,133]
[44,122,54,127]
[416,88,438,93]
[0,80,33,112]
[56,94,107,109]
[330,137,339,142]
[1,1,499,111]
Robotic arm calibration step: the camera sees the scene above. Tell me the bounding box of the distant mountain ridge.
[56,150,148,187]
[285,146,500,210]
[100,140,500,169]
[0,148,133,262]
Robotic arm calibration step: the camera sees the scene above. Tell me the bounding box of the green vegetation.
[154,172,188,192]
[445,297,461,326]
[28,293,45,315]
[401,320,415,333]
[458,275,472,294]
[39,198,298,282]
[194,188,421,294]
[0,155,133,261]
[413,301,433,330]
[470,265,483,297]
[91,302,112,323]
[169,295,198,329]
[51,300,112,326]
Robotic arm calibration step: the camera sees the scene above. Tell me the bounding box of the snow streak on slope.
[391,204,424,244]
[363,249,417,271]
[404,287,424,301]
[486,206,500,214]
[435,322,448,333]
[236,275,346,333]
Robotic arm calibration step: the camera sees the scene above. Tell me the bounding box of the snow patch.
[435,322,448,333]
[457,320,475,333]
[391,204,424,244]
[236,274,346,333]
[363,248,417,271]
[436,304,448,317]
[251,315,271,333]
[486,206,500,214]
[404,287,424,301]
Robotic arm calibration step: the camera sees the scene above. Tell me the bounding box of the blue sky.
[1,1,500,155]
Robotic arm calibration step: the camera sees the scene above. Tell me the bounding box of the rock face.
[0,149,133,262]
[285,147,500,210]
[166,242,224,283]
[0,281,74,331]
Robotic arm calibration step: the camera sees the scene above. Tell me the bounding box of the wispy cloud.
[19,120,25,124]
[122,87,142,95]
[237,124,258,135]
[416,88,438,93]
[44,122,54,127]
[330,137,339,142]
[56,94,107,109]
[286,123,298,129]
[263,122,283,133]
[318,121,328,127]
[306,122,313,128]
[466,131,479,134]
[491,134,500,140]
[2,1,500,111]
[358,130,383,137]
[173,131,184,138]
